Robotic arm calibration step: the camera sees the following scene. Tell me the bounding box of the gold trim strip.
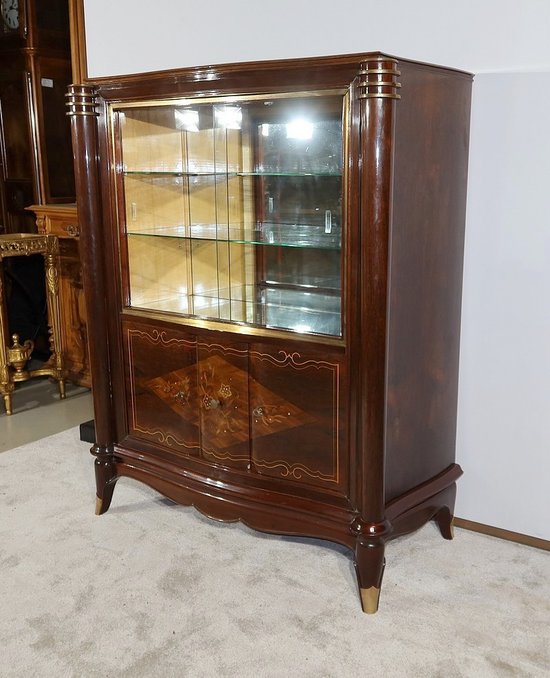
[65,97,97,103]
[358,93,401,100]
[133,425,199,450]
[358,69,401,75]
[248,349,337,369]
[122,309,345,347]
[66,89,99,116]
[254,458,336,483]
[203,449,250,463]
[359,81,402,88]
[66,111,99,116]
[362,57,399,63]
[109,88,347,112]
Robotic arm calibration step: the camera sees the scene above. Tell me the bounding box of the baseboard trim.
[454,517,550,552]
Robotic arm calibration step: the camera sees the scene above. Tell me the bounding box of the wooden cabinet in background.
[0,0,75,234]
[28,203,90,387]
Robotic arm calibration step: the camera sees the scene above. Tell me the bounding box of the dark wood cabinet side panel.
[0,65,33,179]
[35,56,75,201]
[0,65,37,232]
[385,64,472,501]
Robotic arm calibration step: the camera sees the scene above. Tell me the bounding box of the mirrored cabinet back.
[68,52,472,613]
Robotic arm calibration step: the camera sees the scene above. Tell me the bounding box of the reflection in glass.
[118,92,345,337]
[175,108,199,132]
[214,105,242,130]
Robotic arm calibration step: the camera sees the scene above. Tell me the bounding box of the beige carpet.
[1,428,548,677]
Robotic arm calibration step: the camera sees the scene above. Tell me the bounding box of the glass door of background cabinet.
[115,90,346,338]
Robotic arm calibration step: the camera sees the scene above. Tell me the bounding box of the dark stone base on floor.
[79,419,96,444]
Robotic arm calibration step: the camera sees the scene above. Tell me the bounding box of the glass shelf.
[130,286,341,338]
[126,223,341,250]
[123,169,342,178]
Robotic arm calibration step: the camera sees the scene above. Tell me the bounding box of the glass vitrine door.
[114,90,346,338]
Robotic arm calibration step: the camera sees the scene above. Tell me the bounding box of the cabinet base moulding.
[93,445,462,609]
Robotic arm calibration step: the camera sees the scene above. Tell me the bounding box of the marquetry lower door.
[123,321,347,494]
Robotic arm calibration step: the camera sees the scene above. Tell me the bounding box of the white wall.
[83,1,550,539]
[456,73,550,539]
[84,0,550,77]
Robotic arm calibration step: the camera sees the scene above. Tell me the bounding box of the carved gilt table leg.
[43,236,66,400]
[0,233,66,415]
[0,258,14,415]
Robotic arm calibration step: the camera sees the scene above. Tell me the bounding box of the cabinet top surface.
[90,51,473,91]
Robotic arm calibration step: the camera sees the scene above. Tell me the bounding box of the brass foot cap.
[95,495,103,515]
[360,586,381,614]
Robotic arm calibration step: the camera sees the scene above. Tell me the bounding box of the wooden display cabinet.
[27,203,90,387]
[68,52,472,613]
[0,0,75,234]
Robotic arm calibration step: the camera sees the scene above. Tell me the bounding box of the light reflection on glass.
[175,108,199,132]
[286,119,314,140]
[215,106,242,130]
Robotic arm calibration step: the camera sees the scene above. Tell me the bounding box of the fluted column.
[67,84,118,513]
[354,57,401,612]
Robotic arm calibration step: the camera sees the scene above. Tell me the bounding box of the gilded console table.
[0,234,65,415]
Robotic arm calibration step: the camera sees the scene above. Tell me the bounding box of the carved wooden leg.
[2,391,12,416]
[93,450,118,515]
[433,483,457,540]
[58,379,66,400]
[355,536,386,614]
[0,262,13,416]
[43,240,67,399]
[434,506,454,540]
